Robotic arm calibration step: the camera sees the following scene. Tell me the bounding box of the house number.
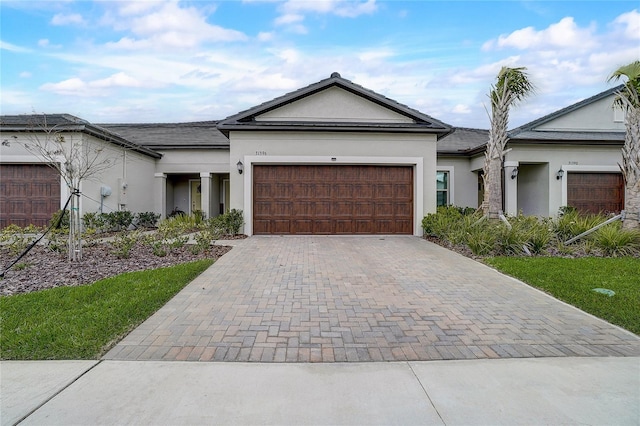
[255,151,267,155]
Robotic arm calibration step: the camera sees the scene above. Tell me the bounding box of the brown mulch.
[0,242,232,297]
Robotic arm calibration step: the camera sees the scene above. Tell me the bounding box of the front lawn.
[0,259,213,360]
[485,257,640,335]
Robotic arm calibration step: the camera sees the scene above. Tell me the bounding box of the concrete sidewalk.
[2,357,639,425]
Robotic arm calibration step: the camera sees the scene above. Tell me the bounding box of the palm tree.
[608,60,640,230]
[481,66,534,219]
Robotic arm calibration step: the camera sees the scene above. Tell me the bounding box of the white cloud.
[257,32,275,42]
[452,104,471,114]
[485,17,597,51]
[613,9,640,39]
[40,72,156,97]
[0,40,31,53]
[19,71,32,78]
[275,13,304,26]
[51,13,85,26]
[100,2,247,51]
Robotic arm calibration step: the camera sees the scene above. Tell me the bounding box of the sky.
[1,1,639,129]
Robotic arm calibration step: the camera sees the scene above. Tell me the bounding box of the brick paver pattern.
[105,236,640,362]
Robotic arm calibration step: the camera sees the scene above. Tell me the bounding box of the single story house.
[0,73,626,234]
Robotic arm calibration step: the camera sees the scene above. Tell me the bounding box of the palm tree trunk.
[482,96,509,219]
[622,104,640,230]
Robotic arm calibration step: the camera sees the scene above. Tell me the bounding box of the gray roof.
[0,114,162,158]
[437,127,488,154]
[100,121,229,150]
[218,72,452,137]
[509,85,624,142]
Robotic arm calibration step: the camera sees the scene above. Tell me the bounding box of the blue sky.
[1,1,638,128]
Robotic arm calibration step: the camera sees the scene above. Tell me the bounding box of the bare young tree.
[608,60,640,229]
[17,114,117,261]
[482,67,534,219]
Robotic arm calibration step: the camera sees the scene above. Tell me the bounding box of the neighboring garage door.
[253,165,413,235]
[0,164,61,228]
[567,172,624,214]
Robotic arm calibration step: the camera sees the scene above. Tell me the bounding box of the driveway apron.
[104,236,640,362]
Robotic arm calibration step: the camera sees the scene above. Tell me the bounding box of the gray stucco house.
[0,74,626,234]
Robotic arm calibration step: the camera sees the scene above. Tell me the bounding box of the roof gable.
[510,85,625,137]
[218,72,451,136]
[256,86,414,124]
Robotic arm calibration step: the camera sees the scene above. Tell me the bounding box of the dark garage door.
[0,164,61,228]
[567,172,624,214]
[253,165,413,235]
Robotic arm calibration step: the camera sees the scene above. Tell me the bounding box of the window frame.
[436,167,454,207]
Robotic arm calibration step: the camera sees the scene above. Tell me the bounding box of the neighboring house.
[0,114,160,228]
[433,86,625,217]
[0,75,626,233]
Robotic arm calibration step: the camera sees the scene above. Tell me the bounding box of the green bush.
[0,224,41,256]
[592,223,640,257]
[49,209,70,230]
[109,230,140,259]
[553,209,608,242]
[135,212,160,229]
[103,211,134,232]
[224,209,244,235]
[422,205,473,238]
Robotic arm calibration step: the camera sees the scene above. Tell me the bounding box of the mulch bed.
[0,242,232,296]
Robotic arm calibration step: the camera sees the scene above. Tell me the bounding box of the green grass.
[0,259,214,360]
[485,257,640,335]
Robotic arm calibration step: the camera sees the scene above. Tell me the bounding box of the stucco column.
[154,173,167,219]
[504,161,519,216]
[200,172,211,220]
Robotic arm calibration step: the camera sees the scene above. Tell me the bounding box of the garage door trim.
[242,156,424,236]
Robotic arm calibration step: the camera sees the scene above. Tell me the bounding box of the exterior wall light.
[237,160,244,174]
[510,167,519,179]
[556,169,564,180]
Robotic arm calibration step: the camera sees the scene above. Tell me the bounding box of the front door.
[190,179,202,213]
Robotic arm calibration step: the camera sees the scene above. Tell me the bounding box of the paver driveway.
[105,236,640,362]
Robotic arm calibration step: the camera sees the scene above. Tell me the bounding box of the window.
[436,171,449,206]
[614,105,624,123]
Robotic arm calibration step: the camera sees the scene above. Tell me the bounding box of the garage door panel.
[314,201,331,216]
[354,201,373,216]
[293,220,313,233]
[332,201,353,217]
[313,219,333,234]
[1,164,60,228]
[335,220,353,234]
[353,184,373,198]
[567,172,623,214]
[253,165,413,235]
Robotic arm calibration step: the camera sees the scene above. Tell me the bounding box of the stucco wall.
[536,95,625,132]
[517,164,549,216]
[155,149,230,174]
[256,87,414,124]
[436,157,479,209]
[506,144,622,216]
[228,131,437,235]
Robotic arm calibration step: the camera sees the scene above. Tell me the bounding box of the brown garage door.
[253,165,413,235]
[567,172,624,214]
[0,164,61,228]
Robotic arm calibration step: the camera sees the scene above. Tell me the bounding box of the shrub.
[591,223,640,257]
[82,212,105,230]
[135,212,160,229]
[103,211,134,232]
[0,224,41,256]
[422,205,472,238]
[553,210,608,242]
[110,230,140,259]
[224,209,244,235]
[49,209,70,230]
[191,230,213,254]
